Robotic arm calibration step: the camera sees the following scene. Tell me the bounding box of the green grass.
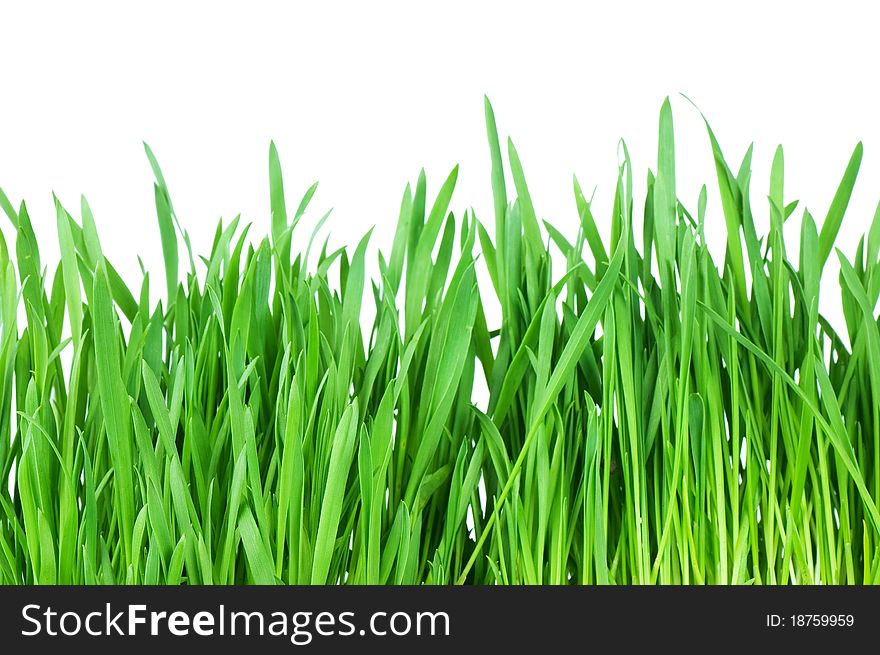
[2,97,880,585]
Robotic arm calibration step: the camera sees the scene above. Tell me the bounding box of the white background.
[1,1,879,333]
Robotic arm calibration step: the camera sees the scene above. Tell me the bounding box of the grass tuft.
[1,98,880,584]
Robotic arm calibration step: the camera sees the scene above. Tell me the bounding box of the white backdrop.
[1,1,879,334]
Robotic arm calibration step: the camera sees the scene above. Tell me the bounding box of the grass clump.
[1,98,880,585]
